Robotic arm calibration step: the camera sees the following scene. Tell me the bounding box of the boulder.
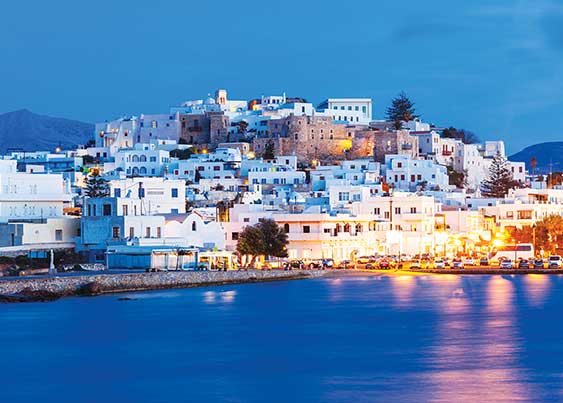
[76,281,103,296]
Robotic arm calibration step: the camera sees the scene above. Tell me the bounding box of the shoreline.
[0,270,327,303]
[2,267,563,303]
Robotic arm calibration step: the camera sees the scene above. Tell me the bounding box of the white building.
[111,143,171,177]
[383,154,449,191]
[317,98,373,124]
[109,177,186,215]
[0,160,73,223]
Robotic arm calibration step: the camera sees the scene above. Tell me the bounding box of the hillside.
[509,142,563,173]
[0,109,93,153]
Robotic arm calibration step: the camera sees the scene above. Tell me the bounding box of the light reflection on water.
[0,274,560,403]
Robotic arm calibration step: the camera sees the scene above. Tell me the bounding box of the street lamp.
[532,223,537,257]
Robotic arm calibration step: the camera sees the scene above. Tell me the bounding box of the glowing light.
[247,151,256,159]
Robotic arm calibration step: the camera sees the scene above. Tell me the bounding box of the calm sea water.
[2,274,563,403]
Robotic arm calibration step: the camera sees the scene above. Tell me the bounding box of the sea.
[2,274,563,403]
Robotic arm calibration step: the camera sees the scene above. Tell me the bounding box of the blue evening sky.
[2,0,563,153]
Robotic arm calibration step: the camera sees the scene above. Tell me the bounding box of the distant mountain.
[509,142,563,173]
[0,109,93,153]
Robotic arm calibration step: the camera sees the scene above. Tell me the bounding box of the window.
[146,227,151,238]
[139,188,145,198]
[303,225,310,233]
[283,223,290,233]
[55,229,63,241]
[157,227,161,238]
[129,227,134,238]
[114,188,121,198]
[103,204,111,216]
[192,221,197,231]
[232,232,239,240]
[397,162,402,168]
[122,205,128,216]
[374,207,380,215]
[243,217,250,223]
[395,207,401,214]
[213,166,220,171]
[338,192,350,201]
[112,226,121,239]
[410,207,417,214]
[171,188,178,198]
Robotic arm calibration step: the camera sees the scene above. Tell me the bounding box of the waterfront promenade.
[0,270,327,301]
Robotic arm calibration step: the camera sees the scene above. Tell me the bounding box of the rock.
[0,287,61,303]
[76,281,103,296]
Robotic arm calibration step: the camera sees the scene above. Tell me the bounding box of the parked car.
[533,259,545,269]
[378,259,394,270]
[338,260,354,269]
[518,259,531,269]
[321,258,334,269]
[306,260,321,270]
[365,262,376,270]
[479,257,489,266]
[463,257,475,266]
[500,259,513,269]
[409,260,423,270]
[452,259,464,269]
[433,259,446,269]
[356,256,372,264]
[285,260,304,270]
[548,255,562,269]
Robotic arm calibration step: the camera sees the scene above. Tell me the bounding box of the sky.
[2,0,563,154]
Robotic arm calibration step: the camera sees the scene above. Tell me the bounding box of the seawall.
[0,270,327,300]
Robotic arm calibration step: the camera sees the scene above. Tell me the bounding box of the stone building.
[253,115,356,163]
[179,111,230,146]
[371,130,419,163]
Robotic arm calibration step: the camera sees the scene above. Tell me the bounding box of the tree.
[506,214,563,254]
[447,166,467,188]
[258,219,288,259]
[530,157,537,176]
[262,139,275,160]
[442,127,480,144]
[235,120,248,135]
[386,91,419,130]
[170,148,194,160]
[85,170,109,198]
[236,225,265,268]
[236,219,288,268]
[481,152,518,198]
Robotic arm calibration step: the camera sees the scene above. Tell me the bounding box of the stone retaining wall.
[0,270,326,296]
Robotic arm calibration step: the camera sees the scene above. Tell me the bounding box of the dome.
[204,94,216,105]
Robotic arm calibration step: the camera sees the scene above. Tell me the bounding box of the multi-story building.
[317,98,373,125]
[383,154,449,191]
[0,160,73,222]
[111,143,171,177]
[253,115,354,163]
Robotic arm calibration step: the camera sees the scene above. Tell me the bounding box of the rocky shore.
[0,270,327,303]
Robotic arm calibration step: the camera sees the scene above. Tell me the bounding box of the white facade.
[164,212,226,250]
[109,177,186,215]
[0,160,73,223]
[384,154,449,191]
[112,144,171,177]
[318,98,373,124]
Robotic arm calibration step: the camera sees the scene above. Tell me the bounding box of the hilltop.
[509,142,563,173]
[0,109,93,153]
